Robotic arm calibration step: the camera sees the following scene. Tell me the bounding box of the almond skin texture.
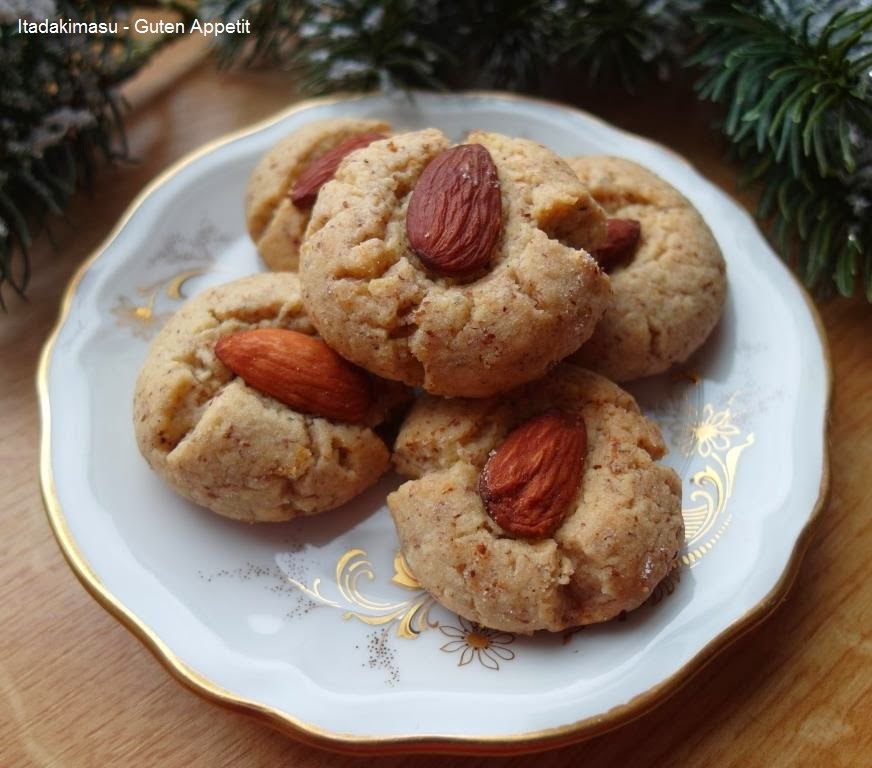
[406,143,502,277]
[215,328,372,423]
[479,410,587,538]
[591,217,641,271]
[290,132,386,208]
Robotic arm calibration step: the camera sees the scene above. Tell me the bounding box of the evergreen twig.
[691,2,872,299]
[0,0,196,307]
[199,0,304,67]
[562,0,700,92]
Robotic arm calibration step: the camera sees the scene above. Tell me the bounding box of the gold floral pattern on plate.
[682,400,755,566]
[110,219,229,338]
[110,268,206,338]
[285,549,436,639]
[439,618,516,670]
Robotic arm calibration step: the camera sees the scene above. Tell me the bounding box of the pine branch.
[199,0,304,67]
[426,0,565,90]
[291,1,450,94]
[0,0,195,307]
[692,1,872,299]
[562,0,701,92]
[203,0,451,90]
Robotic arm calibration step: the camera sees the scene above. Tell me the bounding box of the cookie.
[245,117,391,271]
[566,156,726,381]
[299,128,610,398]
[133,273,405,522]
[389,364,683,633]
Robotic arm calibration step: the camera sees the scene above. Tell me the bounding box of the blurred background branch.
[1,0,870,306]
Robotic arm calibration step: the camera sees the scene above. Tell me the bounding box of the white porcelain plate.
[39,92,830,754]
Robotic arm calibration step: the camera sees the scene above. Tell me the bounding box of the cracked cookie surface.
[245,117,391,271]
[567,156,727,381]
[389,364,684,633]
[299,129,610,398]
[133,273,402,522]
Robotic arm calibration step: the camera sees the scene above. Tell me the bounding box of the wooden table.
[2,56,870,768]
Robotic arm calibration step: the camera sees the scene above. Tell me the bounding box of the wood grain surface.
[1,54,870,768]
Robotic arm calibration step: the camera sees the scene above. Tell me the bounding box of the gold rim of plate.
[36,90,833,756]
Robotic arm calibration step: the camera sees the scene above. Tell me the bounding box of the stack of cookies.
[133,117,727,634]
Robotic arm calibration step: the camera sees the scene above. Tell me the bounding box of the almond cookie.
[133,273,406,522]
[299,129,610,398]
[389,363,683,634]
[567,155,726,381]
[245,117,391,271]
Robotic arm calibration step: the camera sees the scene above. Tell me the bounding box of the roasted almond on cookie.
[133,273,407,522]
[299,129,611,398]
[389,363,683,634]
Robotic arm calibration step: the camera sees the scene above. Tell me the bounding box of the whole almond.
[479,410,587,538]
[406,143,502,277]
[290,132,386,208]
[591,217,641,271]
[215,328,372,423]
